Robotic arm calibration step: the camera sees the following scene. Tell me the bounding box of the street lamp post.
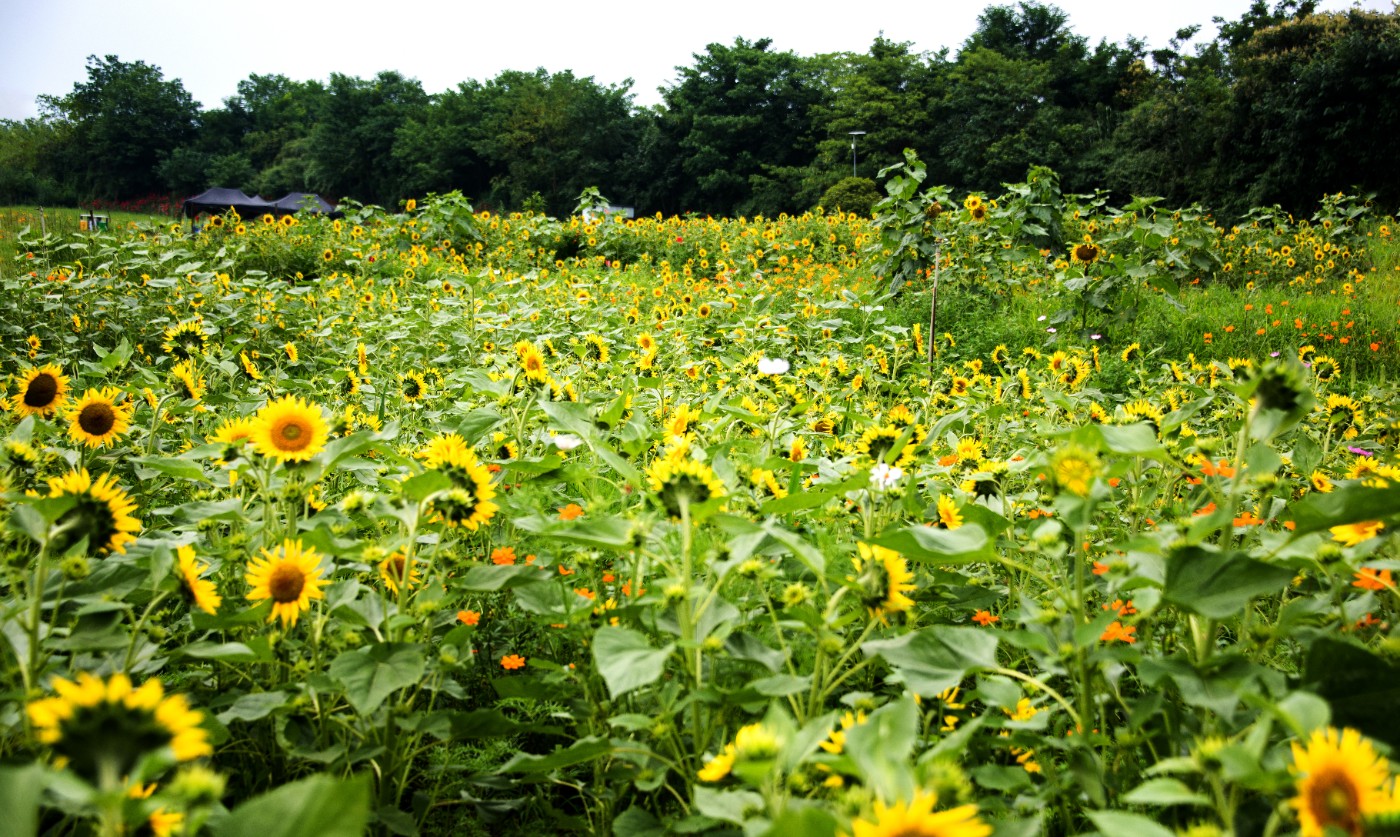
[848,130,866,178]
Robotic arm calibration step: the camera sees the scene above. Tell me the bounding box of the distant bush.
[818,176,881,217]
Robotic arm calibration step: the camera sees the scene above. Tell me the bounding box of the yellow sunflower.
[176,545,222,615]
[11,364,69,418]
[250,395,328,463]
[1331,520,1384,548]
[27,672,212,782]
[66,387,134,449]
[1050,444,1101,498]
[399,371,428,402]
[419,434,498,530]
[849,793,991,837]
[646,457,726,519]
[852,542,915,624]
[171,359,206,401]
[245,538,329,627]
[378,549,422,593]
[46,469,141,555]
[161,320,208,360]
[1290,726,1391,837]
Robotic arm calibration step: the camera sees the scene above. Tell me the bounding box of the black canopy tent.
[182,187,273,220]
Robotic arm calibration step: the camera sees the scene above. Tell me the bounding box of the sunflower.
[250,395,328,463]
[161,320,208,360]
[1072,240,1100,264]
[245,538,329,627]
[1050,444,1100,497]
[953,437,986,468]
[66,387,134,449]
[1122,399,1164,431]
[176,545,222,615]
[583,334,610,364]
[1313,355,1340,383]
[341,369,362,397]
[239,351,262,380]
[1120,342,1142,363]
[284,342,299,363]
[488,432,518,461]
[647,458,726,519]
[46,469,141,555]
[1061,359,1092,389]
[419,435,498,530]
[849,793,991,837]
[378,550,422,593]
[750,467,787,499]
[206,416,258,468]
[991,344,1010,366]
[1290,726,1391,837]
[170,359,206,401]
[1331,520,1384,548]
[858,424,921,468]
[1325,394,1363,439]
[852,542,915,625]
[1299,344,1318,365]
[27,672,212,782]
[936,495,964,529]
[11,364,69,418]
[399,371,428,402]
[516,342,549,383]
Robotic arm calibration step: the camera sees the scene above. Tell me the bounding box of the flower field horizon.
[1,180,1399,836]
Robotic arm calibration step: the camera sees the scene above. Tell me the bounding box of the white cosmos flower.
[551,433,584,451]
[757,357,790,375]
[869,462,904,492]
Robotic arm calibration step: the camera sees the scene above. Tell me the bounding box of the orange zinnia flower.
[1353,568,1393,591]
[972,610,999,626]
[490,546,517,565]
[559,503,585,521]
[501,654,526,670]
[457,610,481,626]
[1101,621,1137,644]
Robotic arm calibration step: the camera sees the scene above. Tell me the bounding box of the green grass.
[0,206,174,274]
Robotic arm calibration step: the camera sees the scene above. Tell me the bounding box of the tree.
[43,55,199,198]
[307,71,428,206]
[659,38,828,216]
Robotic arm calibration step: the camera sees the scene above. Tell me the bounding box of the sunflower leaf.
[328,643,427,715]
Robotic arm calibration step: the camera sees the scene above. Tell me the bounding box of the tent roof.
[271,192,340,217]
[183,187,272,219]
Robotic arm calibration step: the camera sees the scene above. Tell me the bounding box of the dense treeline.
[2,0,1397,219]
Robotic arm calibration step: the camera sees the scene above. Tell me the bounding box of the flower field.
[2,182,1399,836]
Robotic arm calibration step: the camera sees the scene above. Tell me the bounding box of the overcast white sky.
[1,0,1391,120]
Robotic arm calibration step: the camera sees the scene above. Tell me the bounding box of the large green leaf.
[501,736,613,773]
[214,774,370,837]
[592,626,674,699]
[328,643,427,714]
[1162,546,1293,619]
[863,626,999,695]
[1283,482,1400,537]
[871,524,989,564]
[0,764,43,837]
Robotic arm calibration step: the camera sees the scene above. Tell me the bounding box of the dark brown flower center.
[78,402,116,436]
[276,421,306,449]
[24,373,59,407]
[1308,768,1360,835]
[267,564,306,603]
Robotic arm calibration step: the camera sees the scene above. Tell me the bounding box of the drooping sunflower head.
[426,484,499,531]
[646,458,726,519]
[46,469,141,555]
[176,545,222,615]
[170,359,206,401]
[1120,342,1142,363]
[852,542,915,625]
[1325,394,1363,438]
[67,387,134,449]
[26,672,212,782]
[250,395,328,464]
[12,364,69,418]
[245,538,329,627]
[161,320,209,360]
[1298,344,1317,365]
[1289,726,1392,837]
